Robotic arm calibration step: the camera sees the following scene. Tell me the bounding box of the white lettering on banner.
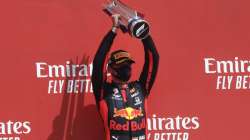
[0,137,20,140]
[147,114,199,131]
[36,62,48,78]
[36,61,92,78]
[204,57,250,74]
[204,58,216,74]
[46,79,93,94]
[216,76,233,90]
[0,120,31,140]
[35,61,95,94]
[153,133,189,140]
[204,57,250,91]
[147,114,200,140]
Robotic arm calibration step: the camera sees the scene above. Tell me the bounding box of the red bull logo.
[110,119,146,131]
[113,107,143,120]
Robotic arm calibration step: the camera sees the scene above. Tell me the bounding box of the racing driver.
[92,14,159,140]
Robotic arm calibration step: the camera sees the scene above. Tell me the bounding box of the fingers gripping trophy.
[103,0,150,39]
[92,0,159,140]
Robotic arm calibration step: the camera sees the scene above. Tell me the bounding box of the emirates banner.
[0,0,250,140]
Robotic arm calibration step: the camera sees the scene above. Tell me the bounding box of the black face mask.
[112,64,131,82]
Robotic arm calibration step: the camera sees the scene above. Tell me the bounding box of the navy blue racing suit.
[92,30,159,140]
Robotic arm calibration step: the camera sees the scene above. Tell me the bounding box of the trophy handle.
[103,8,128,33]
[102,0,149,38]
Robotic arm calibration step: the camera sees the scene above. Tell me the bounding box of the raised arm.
[92,15,120,107]
[139,35,159,97]
[91,30,116,105]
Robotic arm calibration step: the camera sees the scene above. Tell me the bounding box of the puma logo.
[112,136,119,140]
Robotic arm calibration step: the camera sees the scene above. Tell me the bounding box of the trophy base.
[128,19,150,39]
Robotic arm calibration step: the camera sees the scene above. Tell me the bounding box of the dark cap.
[108,50,135,66]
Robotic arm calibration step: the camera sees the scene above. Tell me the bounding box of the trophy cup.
[103,0,150,39]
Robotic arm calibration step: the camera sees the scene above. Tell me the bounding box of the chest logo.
[130,88,140,98]
[113,88,119,94]
[130,88,136,93]
[134,97,142,105]
[113,107,143,120]
[112,88,122,100]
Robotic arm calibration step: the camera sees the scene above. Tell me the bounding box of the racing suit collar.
[111,80,128,89]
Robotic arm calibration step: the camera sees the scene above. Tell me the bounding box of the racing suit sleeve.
[91,30,116,107]
[139,35,159,97]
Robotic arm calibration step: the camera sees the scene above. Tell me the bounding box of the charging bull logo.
[113,107,143,120]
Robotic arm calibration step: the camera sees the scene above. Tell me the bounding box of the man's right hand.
[112,14,120,28]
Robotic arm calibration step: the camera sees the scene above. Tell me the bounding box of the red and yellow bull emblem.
[113,107,143,120]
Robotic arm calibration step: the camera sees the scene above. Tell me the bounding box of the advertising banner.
[0,0,250,140]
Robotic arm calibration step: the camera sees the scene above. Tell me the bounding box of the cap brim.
[115,58,135,65]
